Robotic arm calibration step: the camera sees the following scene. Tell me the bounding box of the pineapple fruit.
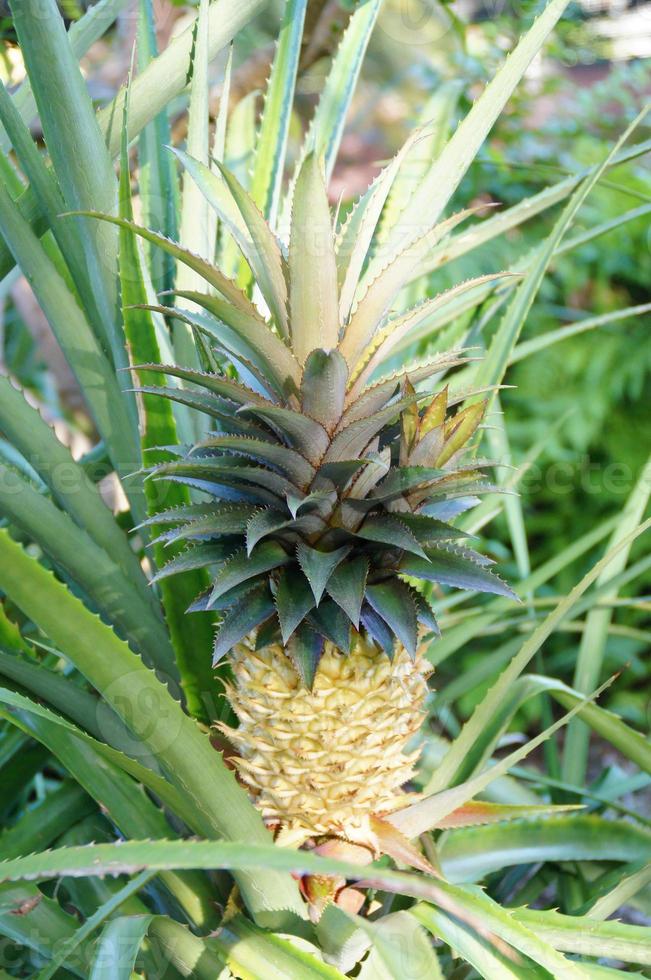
[129,150,515,874]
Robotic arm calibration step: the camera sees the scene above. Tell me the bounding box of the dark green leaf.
[360,605,395,658]
[366,579,419,657]
[356,515,428,559]
[301,349,348,432]
[296,542,352,605]
[400,547,517,599]
[325,558,368,627]
[213,586,276,664]
[287,623,325,688]
[208,542,290,606]
[276,568,315,643]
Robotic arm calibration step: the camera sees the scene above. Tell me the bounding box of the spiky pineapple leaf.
[365,580,418,658]
[135,362,272,407]
[297,542,352,605]
[360,604,395,658]
[356,515,428,559]
[178,150,289,336]
[287,622,325,689]
[308,600,352,654]
[212,585,276,665]
[289,153,340,364]
[400,547,518,599]
[208,542,290,607]
[301,348,349,432]
[325,558,368,627]
[195,434,314,487]
[239,404,329,464]
[276,568,316,644]
[398,513,468,544]
[171,289,300,394]
[249,0,306,225]
[151,543,236,582]
[72,211,256,314]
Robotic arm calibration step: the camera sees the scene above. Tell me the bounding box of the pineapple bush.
[0,0,649,975]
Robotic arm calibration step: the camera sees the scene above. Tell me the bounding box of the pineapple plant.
[119,152,517,870]
[0,0,649,973]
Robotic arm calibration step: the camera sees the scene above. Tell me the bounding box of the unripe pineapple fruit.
[221,632,429,846]
[128,149,515,848]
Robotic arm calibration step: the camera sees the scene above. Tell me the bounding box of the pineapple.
[128,151,515,862]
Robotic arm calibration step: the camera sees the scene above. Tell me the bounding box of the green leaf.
[0,464,176,678]
[425,518,651,795]
[563,451,651,786]
[8,0,125,375]
[378,0,572,266]
[365,580,418,657]
[512,908,651,967]
[340,209,479,375]
[179,152,290,336]
[98,0,266,155]
[287,622,325,688]
[472,109,648,407]
[400,547,517,600]
[438,815,651,884]
[354,910,444,980]
[172,289,301,395]
[308,600,351,653]
[279,0,381,232]
[249,0,307,226]
[276,568,316,644]
[0,782,94,861]
[197,434,313,487]
[336,129,423,324]
[0,375,149,604]
[208,543,290,607]
[296,542,351,605]
[0,531,305,925]
[289,154,340,364]
[411,903,547,980]
[36,872,155,980]
[213,585,276,665]
[0,185,143,521]
[356,515,428,559]
[89,914,154,980]
[326,558,368,627]
[118,107,215,720]
[137,0,178,296]
[301,348,349,432]
[240,404,330,465]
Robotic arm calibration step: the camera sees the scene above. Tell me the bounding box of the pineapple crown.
[122,151,516,685]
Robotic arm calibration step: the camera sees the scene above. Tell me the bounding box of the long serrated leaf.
[279,0,381,237]
[208,542,290,606]
[400,547,517,599]
[213,585,276,664]
[326,558,368,627]
[378,0,572,267]
[0,531,305,922]
[297,542,351,605]
[173,289,301,395]
[563,451,651,786]
[118,108,215,721]
[276,568,315,644]
[366,580,418,657]
[250,0,307,226]
[0,184,144,521]
[301,348,349,432]
[0,463,176,679]
[422,517,651,796]
[289,153,340,363]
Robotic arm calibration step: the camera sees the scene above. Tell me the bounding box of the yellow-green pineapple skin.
[221,633,429,843]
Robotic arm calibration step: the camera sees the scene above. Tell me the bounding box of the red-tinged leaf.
[371,816,441,877]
